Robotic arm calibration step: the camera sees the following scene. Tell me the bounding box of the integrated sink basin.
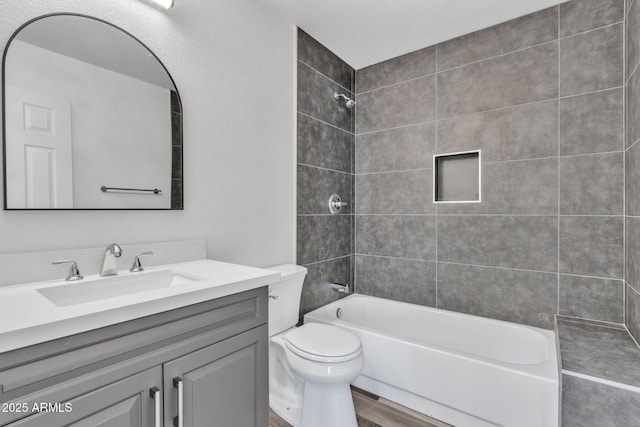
[37,270,207,307]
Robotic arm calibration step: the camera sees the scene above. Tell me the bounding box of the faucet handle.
[130,251,154,272]
[52,260,84,281]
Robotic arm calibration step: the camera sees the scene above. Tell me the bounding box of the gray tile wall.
[297,29,355,316]
[627,0,640,344]
[354,0,626,330]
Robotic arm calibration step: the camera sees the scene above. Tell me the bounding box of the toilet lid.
[284,323,361,362]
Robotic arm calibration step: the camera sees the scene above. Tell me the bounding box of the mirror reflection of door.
[5,85,73,208]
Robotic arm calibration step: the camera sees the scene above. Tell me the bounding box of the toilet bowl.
[267,265,364,427]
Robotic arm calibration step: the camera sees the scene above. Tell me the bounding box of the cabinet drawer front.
[5,367,161,427]
[163,325,268,427]
[0,288,266,401]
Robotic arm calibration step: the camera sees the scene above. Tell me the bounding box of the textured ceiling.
[262,0,568,69]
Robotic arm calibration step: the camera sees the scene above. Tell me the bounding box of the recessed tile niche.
[433,150,481,203]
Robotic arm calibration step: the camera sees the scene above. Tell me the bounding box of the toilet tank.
[267,264,307,336]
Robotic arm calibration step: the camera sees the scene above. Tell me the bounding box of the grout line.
[297,59,353,94]
[297,112,354,136]
[628,279,640,296]
[483,156,558,165]
[628,136,640,152]
[559,20,624,41]
[559,150,626,158]
[559,86,624,100]
[559,272,625,282]
[297,162,352,176]
[557,313,626,328]
[436,39,558,74]
[302,254,352,267]
[626,58,640,86]
[355,72,436,96]
[557,3,562,317]
[624,2,627,326]
[557,314,628,329]
[355,119,437,137]
[561,371,640,394]
[355,167,432,176]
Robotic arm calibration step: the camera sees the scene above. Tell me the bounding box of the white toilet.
[268,264,364,427]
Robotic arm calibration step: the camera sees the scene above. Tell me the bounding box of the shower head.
[334,92,357,109]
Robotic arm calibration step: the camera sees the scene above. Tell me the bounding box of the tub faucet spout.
[331,283,351,294]
[100,243,122,276]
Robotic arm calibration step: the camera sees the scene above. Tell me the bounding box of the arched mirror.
[2,14,183,210]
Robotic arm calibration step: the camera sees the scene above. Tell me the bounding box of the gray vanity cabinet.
[7,367,162,427]
[164,325,268,427]
[0,287,268,427]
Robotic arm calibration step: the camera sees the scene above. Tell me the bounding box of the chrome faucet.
[52,260,84,281]
[130,251,153,272]
[100,243,122,276]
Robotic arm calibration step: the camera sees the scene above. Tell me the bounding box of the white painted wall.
[7,40,172,209]
[0,0,296,267]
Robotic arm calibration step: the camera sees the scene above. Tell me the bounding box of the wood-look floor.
[269,387,453,427]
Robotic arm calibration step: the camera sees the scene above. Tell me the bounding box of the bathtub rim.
[303,293,559,383]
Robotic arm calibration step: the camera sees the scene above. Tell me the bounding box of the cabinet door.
[164,325,268,427]
[7,367,162,427]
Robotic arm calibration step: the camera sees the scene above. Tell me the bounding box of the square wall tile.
[356,215,436,260]
[557,320,640,384]
[355,75,436,133]
[356,46,436,93]
[438,42,558,118]
[297,165,352,215]
[300,256,351,316]
[438,7,558,71]
[298,29,354,91]
[355,255,436,306]
[559,23,623,96]
[559,153,624,215]
[559,275,624,323]
[297,215,351,264]
[560,0,624,37]
[298,62,353,132]
[437,263,557,328]
[628,285,640,343]
[297,114,352,173]
[562,374,640,427]
[559,88,623,155]
[437,216,558,272]
[355,122,436,173]
[559,216,624,279]
[437,100,558,162]
[355,170,433,215]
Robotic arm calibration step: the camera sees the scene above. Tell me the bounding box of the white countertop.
[0,259,280,354]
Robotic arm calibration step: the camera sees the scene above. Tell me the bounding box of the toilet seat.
[284,323,362,363]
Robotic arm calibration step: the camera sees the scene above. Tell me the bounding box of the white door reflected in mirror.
[5,85,73,208]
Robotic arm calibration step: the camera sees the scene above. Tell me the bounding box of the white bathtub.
[304,294,559,427]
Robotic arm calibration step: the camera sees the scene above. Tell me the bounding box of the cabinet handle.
[150,387,161,427]
[173,377,184,427]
